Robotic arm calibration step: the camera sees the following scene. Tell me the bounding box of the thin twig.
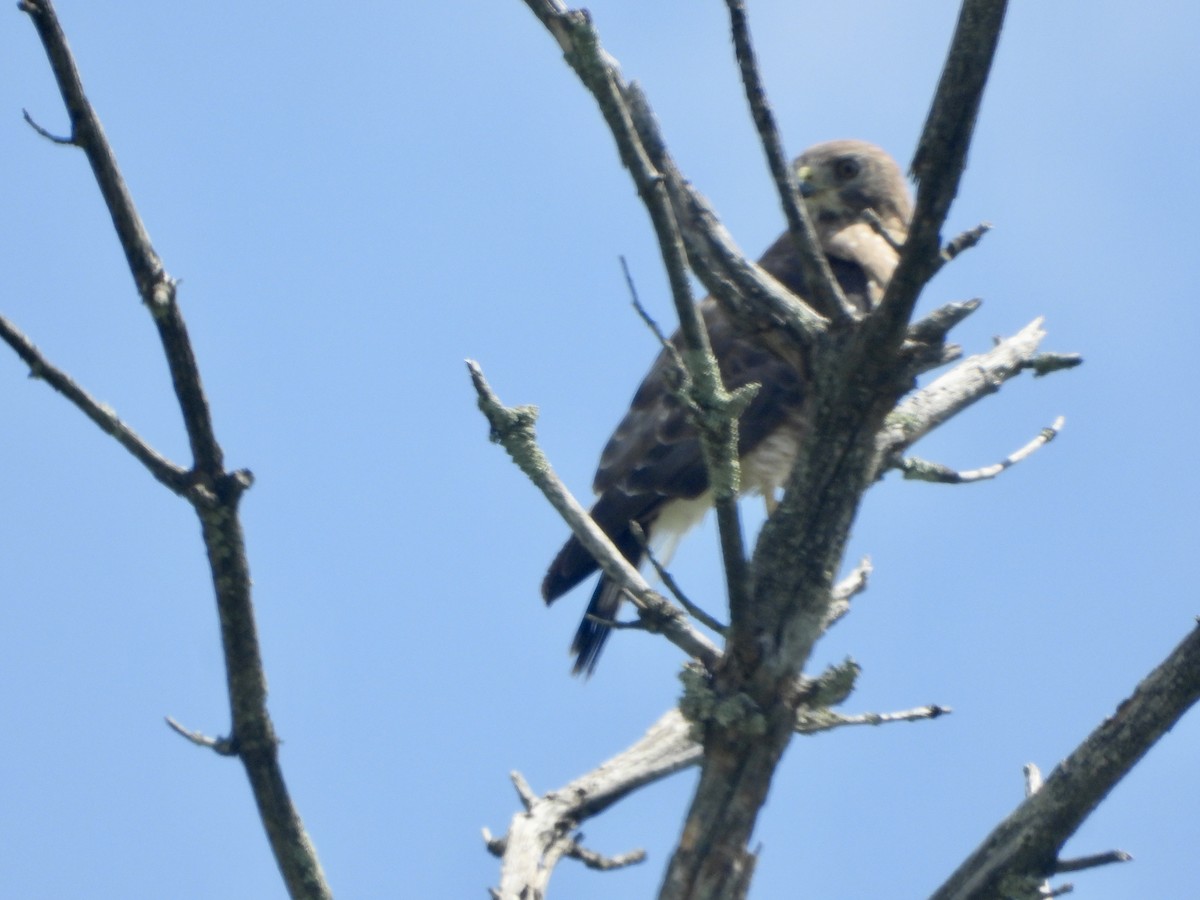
[0,314,188,492]
[164,716,237,756]
[907,298,982,344]
[630,522,727,634]
[900,298,982,380]
[566,841,647,871]
[875,0,1009,344]
[1024,765,1133,878]
[618,255,756,630]
[823,556,873,630]
[20,0,223,476]
[898,416,1065,483]
[938,221,992,267]
[1054,851,1132,874]
[1041,884,1074,897]
[874,317,1071,476]
[22,107,74,143]
[861,208,907,255]
[622,256,672,349]
[1026,351,1083,377]
[622,255,691,402]
[724,0,852,323]
[510,771,538,810]
[795,703,951,736]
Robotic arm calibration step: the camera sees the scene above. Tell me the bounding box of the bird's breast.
[740,416,806,499]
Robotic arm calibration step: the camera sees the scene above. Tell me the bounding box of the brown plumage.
[543,140,912,674]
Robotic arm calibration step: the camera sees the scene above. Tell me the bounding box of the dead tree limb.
[11,2,330,896]
[931,623,1200,899]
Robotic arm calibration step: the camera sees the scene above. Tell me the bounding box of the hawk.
[542,140,912,674]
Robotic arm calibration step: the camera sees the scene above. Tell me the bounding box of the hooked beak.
[795,164,816,198]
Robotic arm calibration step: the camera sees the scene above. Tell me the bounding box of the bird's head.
[793,140,912,234]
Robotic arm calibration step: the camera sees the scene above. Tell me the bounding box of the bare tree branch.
[794,703,951,736]
[874,0,1009,344]
[898,298,980,377]
[567,842,646,872]
[513,0,1162,893]
[937,221,993,269]
[898,416,1064,483]
[823,556,873,631]
[19,0,223,475]
[14,3,329,896]
[723,0,852,323]
[630,522,727,636]
[488,709,698,899]
[931,622,1200,900]
[873,317,1063,474]
[486,693,946,898]
[861,207,909,254]
[22,106,74,143]
[907,298,982,345]
[467,359,721,669]
[164,716,236,756]
[1054,851,1132,875]
[0,314,188,492]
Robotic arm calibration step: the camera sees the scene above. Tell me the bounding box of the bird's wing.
[592,298,802,499]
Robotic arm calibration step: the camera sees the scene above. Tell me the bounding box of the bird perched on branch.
[542,139,912,675]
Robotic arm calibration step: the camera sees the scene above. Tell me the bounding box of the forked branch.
[931,624,1200,899]
[13,2,329,897]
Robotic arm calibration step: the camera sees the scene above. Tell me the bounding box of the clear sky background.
[2,2,1198,898]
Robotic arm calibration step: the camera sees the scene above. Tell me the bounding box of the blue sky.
[2,2,1198,897]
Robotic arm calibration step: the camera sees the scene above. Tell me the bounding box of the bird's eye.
[833,157,860,181]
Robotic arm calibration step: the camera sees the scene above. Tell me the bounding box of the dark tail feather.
[545,520,648,674]
[567,528,646,674]
[542,533,599,604]
[542,491,661,674]
[570,574,629,676]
